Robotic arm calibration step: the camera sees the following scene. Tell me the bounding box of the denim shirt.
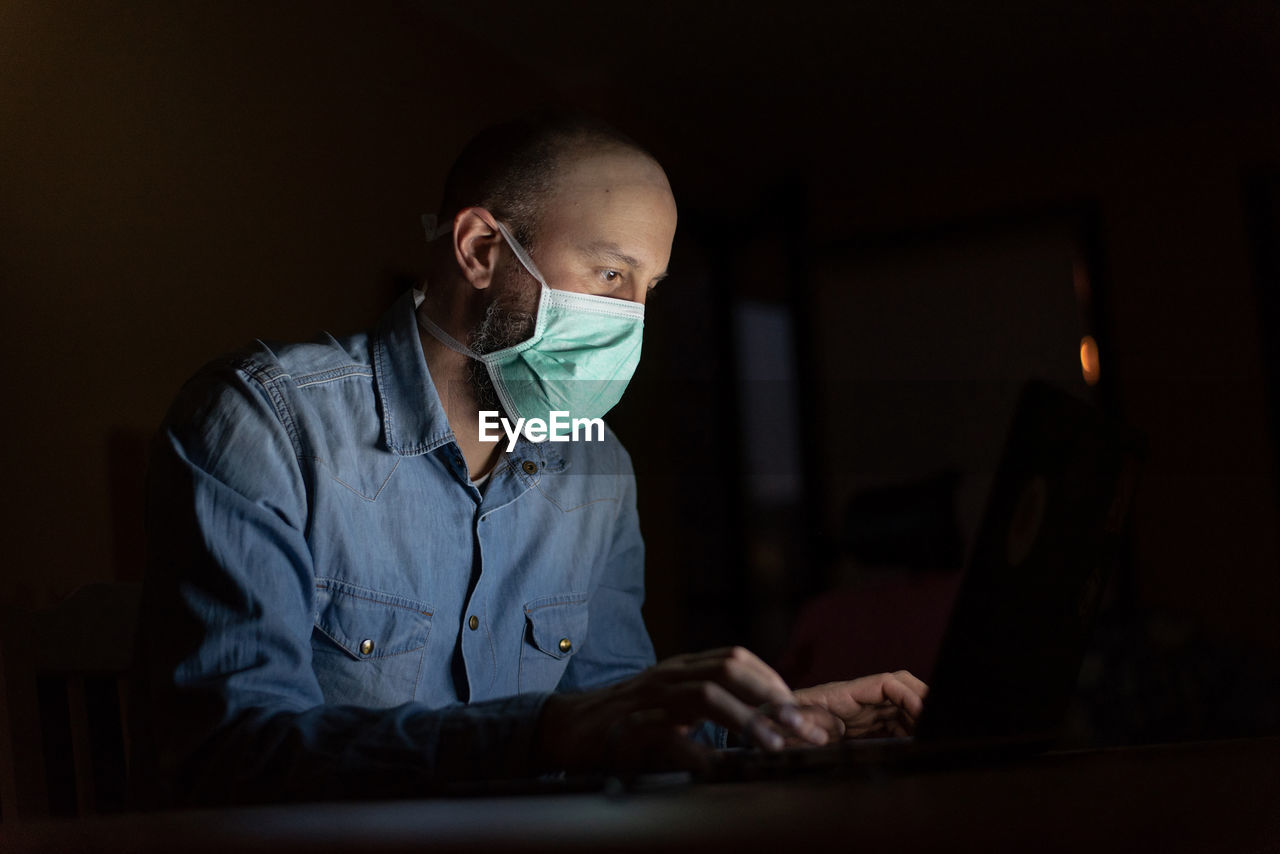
[135,289,658,805]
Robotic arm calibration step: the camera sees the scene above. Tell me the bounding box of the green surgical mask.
[416,216,644,436]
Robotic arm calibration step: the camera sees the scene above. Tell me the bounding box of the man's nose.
[626,282,649,306]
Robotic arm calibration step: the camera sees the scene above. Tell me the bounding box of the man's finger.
[779,705,842,745]
[659,680,787,750]
[702,647,794,702]
[872,704,919,736]
[893,669,930,699]
[657,651,795,708]
[880,673,926,719]
[760,702,830,745]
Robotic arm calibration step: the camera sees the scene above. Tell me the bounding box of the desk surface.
[5,737,1278,853]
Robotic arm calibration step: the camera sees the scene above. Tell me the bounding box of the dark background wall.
[3,0,1277,744]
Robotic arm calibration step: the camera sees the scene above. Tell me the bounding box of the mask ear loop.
[416,213,475,354]
[415,312,481,360]
[415,213,556,362]
[423,212,546,288]
[492,220,551,290]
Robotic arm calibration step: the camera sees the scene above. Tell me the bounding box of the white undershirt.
[470,455,503,492]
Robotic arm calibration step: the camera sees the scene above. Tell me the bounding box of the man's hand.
[534,646,831,773]
[792,670,929,741]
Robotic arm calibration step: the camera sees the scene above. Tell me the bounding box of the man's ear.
[452,207,503,291]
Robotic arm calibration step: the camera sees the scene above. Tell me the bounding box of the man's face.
[466,148,677,408]
[520,148,677,305]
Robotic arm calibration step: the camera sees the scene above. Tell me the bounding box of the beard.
[465,264,539,414]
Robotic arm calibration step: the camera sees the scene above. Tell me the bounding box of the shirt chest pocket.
[311,581,434,708]
[518,594,589,694]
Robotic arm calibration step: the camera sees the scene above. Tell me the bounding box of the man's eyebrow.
[577,240,641,268]
[578,241,669,283]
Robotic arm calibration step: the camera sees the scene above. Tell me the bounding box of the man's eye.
[601,270,622,284]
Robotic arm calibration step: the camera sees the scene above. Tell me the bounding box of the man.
[136,113,926,806]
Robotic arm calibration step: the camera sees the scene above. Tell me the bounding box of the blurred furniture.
[776,570,964,687]
[774,470,967,687]
[0,583,141,821]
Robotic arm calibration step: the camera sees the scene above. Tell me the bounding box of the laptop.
[708,379,1145,780]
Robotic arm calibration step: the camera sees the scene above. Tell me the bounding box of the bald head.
[420,113,676,419]
[436,111,662,250]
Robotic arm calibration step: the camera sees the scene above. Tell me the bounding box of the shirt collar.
[372,289,456,456]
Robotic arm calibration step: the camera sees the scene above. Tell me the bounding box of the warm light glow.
[1080,335,1101,385]
[1072,258,1092,307]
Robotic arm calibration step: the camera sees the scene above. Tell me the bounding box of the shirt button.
[359,639,375,655]
[468,615,479,631]
[522,460,538,475]
[558,637,572,653]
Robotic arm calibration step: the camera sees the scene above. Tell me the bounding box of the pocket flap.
[314,581,433,660]
[524,594,589,660]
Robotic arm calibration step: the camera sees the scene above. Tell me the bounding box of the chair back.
[0,582,141,821]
